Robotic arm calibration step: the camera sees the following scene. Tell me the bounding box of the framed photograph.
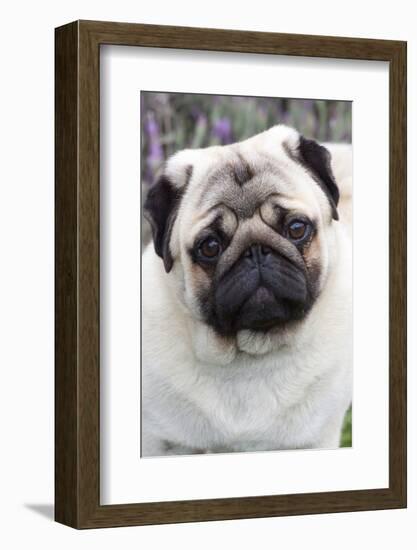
[55,20,407,528]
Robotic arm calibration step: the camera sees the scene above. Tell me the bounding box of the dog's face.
[145,125,340,342]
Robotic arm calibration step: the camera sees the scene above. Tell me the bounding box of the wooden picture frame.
[55,20,407,529]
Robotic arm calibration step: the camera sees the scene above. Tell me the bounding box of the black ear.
[298,136,340,221]
[144,175,184,273]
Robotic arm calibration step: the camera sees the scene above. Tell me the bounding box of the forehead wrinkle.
[191,154,317,224]
[233,151,255,186]
[185,202,238,246]
[197,156,288,197]
[182,208,220,246]
[199,175,280,219]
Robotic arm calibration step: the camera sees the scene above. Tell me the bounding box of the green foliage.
[341,407,352,448]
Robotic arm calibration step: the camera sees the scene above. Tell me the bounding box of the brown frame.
[55,20,407,529]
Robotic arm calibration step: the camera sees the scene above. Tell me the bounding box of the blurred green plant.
[341,407,352,448]
[141,92,352,185]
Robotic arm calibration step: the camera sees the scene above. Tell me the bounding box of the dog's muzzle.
[212,243,310,334]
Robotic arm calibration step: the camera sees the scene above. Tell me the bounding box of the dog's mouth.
[210,245,312,336]
[234,285,304,333]
[244,320,282,332]
[244,318,284,331]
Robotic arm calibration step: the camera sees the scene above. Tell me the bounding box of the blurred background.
[141,91,351,186]
[141,91,352,447]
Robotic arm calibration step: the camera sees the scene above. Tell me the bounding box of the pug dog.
[141,124,352,457]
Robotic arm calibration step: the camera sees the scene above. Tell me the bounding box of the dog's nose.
[243,244,272,260]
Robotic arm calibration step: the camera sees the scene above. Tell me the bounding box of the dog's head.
[145,125,340,349]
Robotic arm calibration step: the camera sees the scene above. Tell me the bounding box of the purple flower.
[145,113,163,182]
[146,116,163,161]
[212,117,232,144]
[149,140,163,163]
[302,99,315,111]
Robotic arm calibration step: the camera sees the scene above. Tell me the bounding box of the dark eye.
[198,237,221,260]
[287,220,309,241]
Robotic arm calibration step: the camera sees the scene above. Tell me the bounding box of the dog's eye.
[198,237,221,260]
[287,220,309,241]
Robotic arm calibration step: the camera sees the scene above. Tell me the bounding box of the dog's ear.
[297,136,340,221]
[144,159,193,273]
